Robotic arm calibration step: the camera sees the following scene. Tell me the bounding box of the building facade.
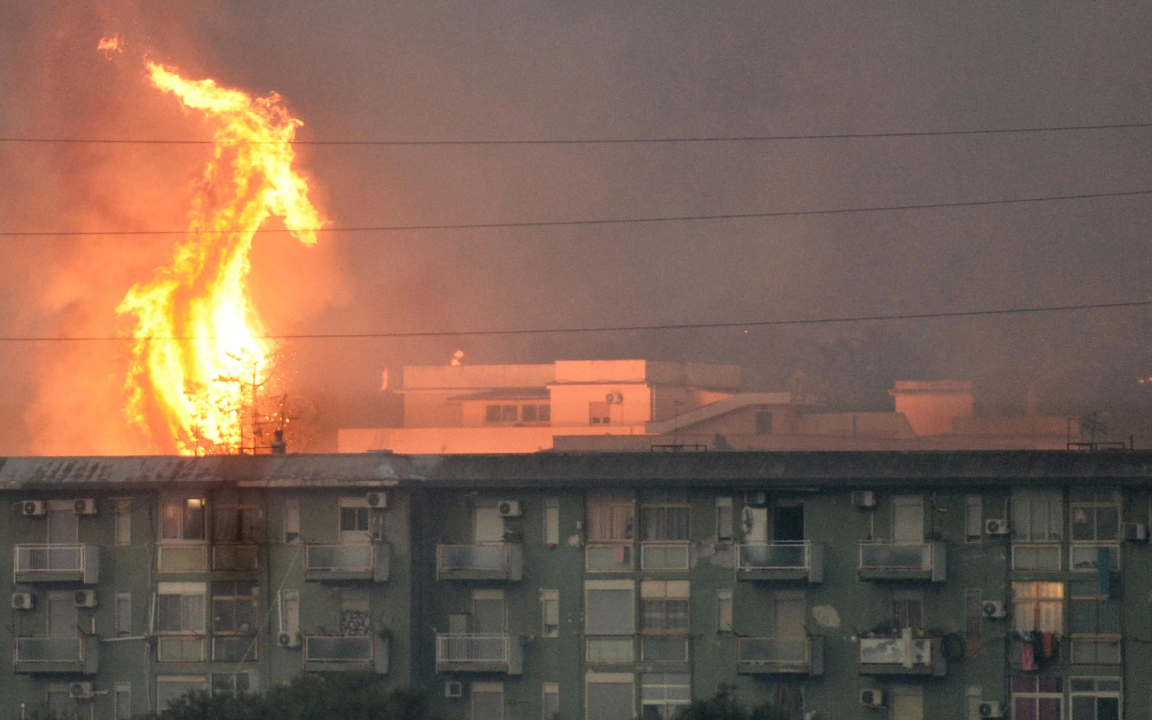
[2,451,1149,720]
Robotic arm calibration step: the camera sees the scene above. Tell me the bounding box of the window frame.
[1011,581,1064,634]
[155,582,207,635]
[541,589,560,638]
[1069,677,1122,720]
[160,497,207,543]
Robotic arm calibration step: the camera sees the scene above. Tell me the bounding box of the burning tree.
[116,61,325,454]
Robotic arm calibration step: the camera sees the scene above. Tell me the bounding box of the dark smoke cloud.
[3,0,1152,453]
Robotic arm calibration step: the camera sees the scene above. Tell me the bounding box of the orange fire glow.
[116,61,324,454]
[97,36,122,55]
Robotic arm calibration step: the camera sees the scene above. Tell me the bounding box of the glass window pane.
[1071,696,1094,720]
[340,508,357,532]
[1039,677,1062,693]
[587,682,634,720]
[1097,697,1119,720]
[1038,698,1061,720]
[1014,699,1038,720]
[1097,507,1119,540]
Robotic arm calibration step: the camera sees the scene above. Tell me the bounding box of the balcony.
[737,636,824,676]
[858,633,946,676]
[737,542,824,583]
[435,633,524,675]
[13,636,99,675]
[304,634,389,674]
[436,543,522,582]
[585,544,634,572]
[156,636,206,662]
[305,543,390,582]
[858,542,946,582]
[641,543,690,571]
[14,545,100,584]
[212,545,259,572]
[585,635,636,664]
[157,544,208,573]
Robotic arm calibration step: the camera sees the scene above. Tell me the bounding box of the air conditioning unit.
[852,491,877,509]
[984,518,1009,535]
[74,498,98,516]
[22,500,46,517]
[605,391,624,404]
[859,688,885,707]
[979,701,1005,718]
[1123,522,1148,542]
[444,680,464,699]
[70,683,95,700]
[11,593,34,610]
[982,601,1006,619]
[366,492,388,509]
[74,590,98,608]
[498,500,522,518]
[277,632,301,649]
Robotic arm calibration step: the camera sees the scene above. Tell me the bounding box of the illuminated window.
[1012,582,1063,633]
[161,498,206,541]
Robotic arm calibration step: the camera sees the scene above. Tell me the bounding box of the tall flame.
[116,62,324,454]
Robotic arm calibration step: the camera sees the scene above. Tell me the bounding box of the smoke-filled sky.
[2,0,1152,454]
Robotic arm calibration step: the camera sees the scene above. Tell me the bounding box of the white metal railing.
[306,545,374,573]
[156,636,207,662]
[641,543,690,571]
[858,543,932,571]
[14,637,84,663]
[738,542,811,571]
[436,544,513,573]
[585,544,634,572]
[436,633,510,665]
[858,636,934,667]
[14,545,86,573]
[304,635,374,663]
[738,637,810,667]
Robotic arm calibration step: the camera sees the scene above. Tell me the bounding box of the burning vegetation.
[115,60,325,454]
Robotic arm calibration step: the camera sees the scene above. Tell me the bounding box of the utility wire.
[2,188,1149,238]
[2,121,1152,146]
[1,300,1147,343]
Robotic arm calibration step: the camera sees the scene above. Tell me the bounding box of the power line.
[3,299,1147,343]
[2,121,1151,146]
[2,188,1149,238]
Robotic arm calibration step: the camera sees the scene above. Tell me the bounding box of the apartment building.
[2,451,1149,720]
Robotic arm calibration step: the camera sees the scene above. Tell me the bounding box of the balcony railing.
[737,636,824,676]
[858,541,946,581]
[435,633,523,674]
[212,637,258,663]
[1070,636,1121,665]
[212,545,259,572]
[156,636,206,662]
[641,543,690,571]
[858,633,945,676]
[14,544,100,584]
[585,543,634,572]
[736,541,824,583]
[585,635,636,664]
[305,543,390,582]
[436,543,522,581]
[13,636,99,675]
[641,636,690,663]
[304,634,389,673]
[157,544,208,573]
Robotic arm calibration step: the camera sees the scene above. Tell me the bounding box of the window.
[213,495,263,544]
[212,672,257,698]
[542,590,560,637]
[212,581,257,635]
[1012,582,1063,633]
[893,594,924,631]
[161,498,206,541]
[586,673,635,720]
[716,497,733,542]
[754,410,773,435]
[522,404,550,423]
[284,498,300,543]
[716,589,733,633]
[964,495,982,542]
[590,401,611,425]
[278,590,299,636]
[588,495,634,542]
[542,683,560,720]
[1070,678,1121,720]
[544,497,560,545]
[642,493,689,541]
[641,581,689,633]
[1071,490,1120,541]
[115,682,132,720]
[486,405,502,422]
[585,581,635,663]
[1013,490,1064,542]
[1012,676,1062,720]
[1070,580,1121,664]
[114,498,132,545]
[157,676,208,709]
[522,404,539,422]
[116,593,132,636]
[341,507,370,533]
[341,590,371,636]
[641,673,691,720]
[472,683,504,720]
[157,582,206,634]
